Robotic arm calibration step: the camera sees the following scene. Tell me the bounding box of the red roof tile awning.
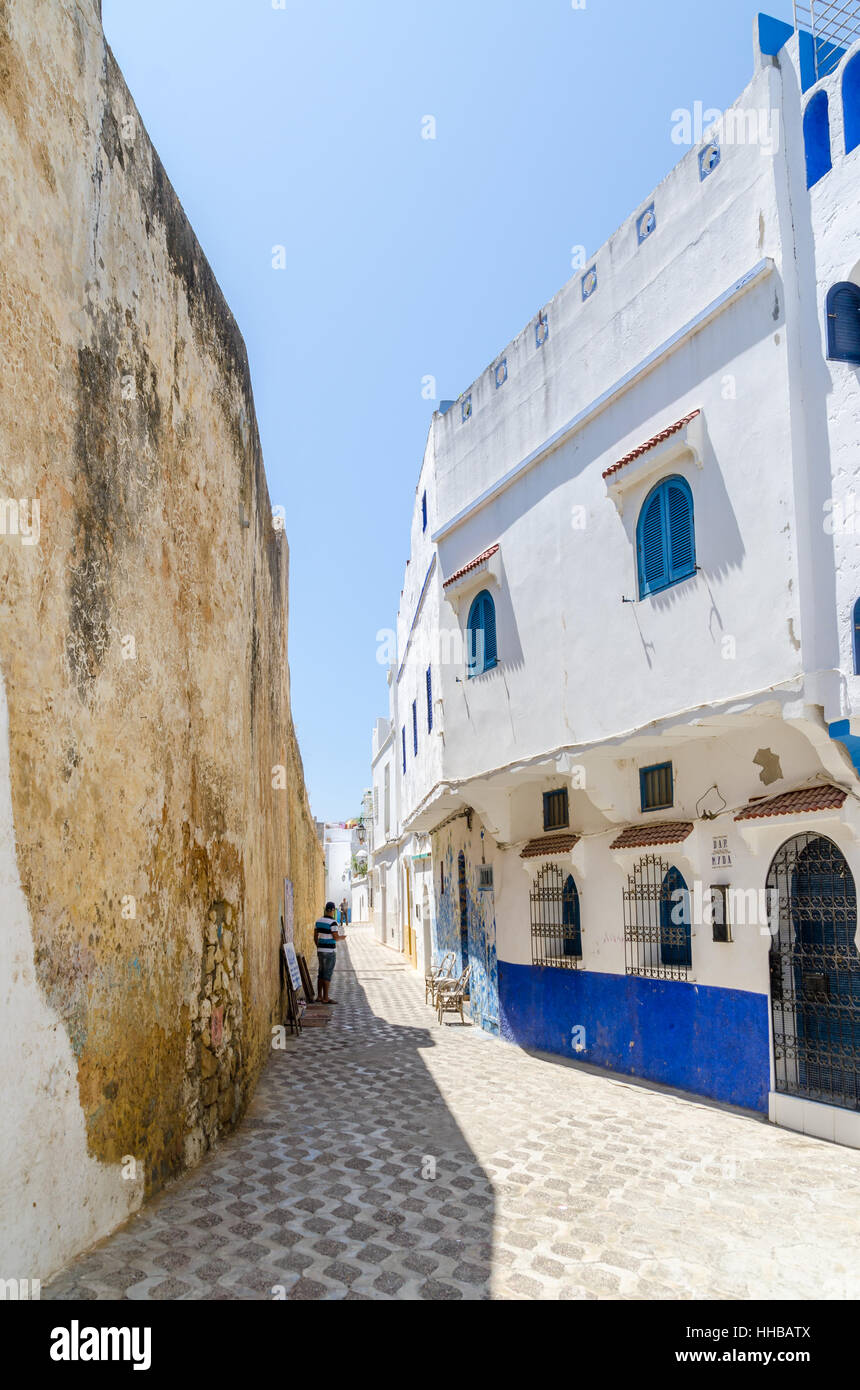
[443,544,500,589]
[609,822,694,850]
[734,785,848,821]
[520,833,580,859]
[602,410,701,480]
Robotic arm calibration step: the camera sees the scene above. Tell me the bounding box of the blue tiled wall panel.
[498,961,770,1112]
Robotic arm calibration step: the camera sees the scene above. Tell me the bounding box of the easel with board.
[280,918,303,1035]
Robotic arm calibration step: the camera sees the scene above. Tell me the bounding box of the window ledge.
[466,660,502,682]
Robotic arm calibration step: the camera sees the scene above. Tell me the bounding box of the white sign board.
[283,942,302,992]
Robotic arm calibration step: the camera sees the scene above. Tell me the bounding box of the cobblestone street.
[46,926,860,1301]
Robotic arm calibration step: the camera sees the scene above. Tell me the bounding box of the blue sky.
[102,0,793,822]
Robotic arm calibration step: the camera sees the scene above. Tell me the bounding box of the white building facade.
[371,13,860,1145]
[322,823,353,913]
[349,790,374,924]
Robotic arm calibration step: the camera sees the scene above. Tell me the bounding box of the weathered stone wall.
[0,0,323,1278]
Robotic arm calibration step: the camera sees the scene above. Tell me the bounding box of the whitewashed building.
[349,790,374,924]
[322,823,352,913]
[372,10,860,1146]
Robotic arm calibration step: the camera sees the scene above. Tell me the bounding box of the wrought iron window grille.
[623,855,693,981]
[768,832,860,1112]
[530,863,582,970]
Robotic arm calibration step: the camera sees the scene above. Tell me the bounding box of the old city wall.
[0,0,323,1278]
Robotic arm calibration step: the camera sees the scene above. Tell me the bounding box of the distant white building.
[322,823,352,912]
[370,706,402,950]
[350,791,373,923]
[371,10,860,1147]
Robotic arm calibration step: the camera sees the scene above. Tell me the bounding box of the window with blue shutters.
[402,726,406,774]
[412,700,418,756]
[422,491,428,532]
[636,476,696,598]
[543,788,569,830]
[640,762,673,812]
[426,666,433,731]
[854,598,860,676]
[466,589,498,676]
[826,283,860,364]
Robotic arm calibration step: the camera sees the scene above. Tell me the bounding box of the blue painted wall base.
[499,961,770,1113]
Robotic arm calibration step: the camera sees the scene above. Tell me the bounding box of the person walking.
[339,897,350,928]
[314,901,343,1004]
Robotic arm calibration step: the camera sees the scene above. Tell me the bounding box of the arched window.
[529,864,582,968]
[466,589,498,676]
[562,875,583,960]
[803,91,832,188]
[660,866,692,969]
[854,597,860,675]
[636,475,696,598]
[826,282,860,363]
[844,53,860,154]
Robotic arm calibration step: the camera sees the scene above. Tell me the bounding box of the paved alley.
[46,926,860,1301]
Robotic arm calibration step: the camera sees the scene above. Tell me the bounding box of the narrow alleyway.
[47,926,860,1301]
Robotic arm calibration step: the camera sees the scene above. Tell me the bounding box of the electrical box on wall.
[478,864,494,892]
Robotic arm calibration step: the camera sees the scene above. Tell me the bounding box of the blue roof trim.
[396,554,437,683]
[757,13,794,58]
[829,721,860,778]
[756,15,846,93]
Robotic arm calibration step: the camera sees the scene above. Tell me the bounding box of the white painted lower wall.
[0,668,143,1281]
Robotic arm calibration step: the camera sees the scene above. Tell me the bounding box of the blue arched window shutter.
[666,479,695,580]
[660,866,692,968]
[636,476,696,597]
[826,283,860,364]
[562,875,582,958]
[466,589,498,675]
[638,490,666,594]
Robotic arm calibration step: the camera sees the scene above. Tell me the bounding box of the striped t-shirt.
[315,916,338,952]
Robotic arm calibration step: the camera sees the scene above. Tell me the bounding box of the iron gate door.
[767,833,860,1110]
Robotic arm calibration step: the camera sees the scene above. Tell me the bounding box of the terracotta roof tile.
[602,410,701,480]
[443,544,500,589]
[520,833,580,859]
[609,821,694,850]
[734,785,847,821]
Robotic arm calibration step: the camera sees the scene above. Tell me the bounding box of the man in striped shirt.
[314,901,344,1004]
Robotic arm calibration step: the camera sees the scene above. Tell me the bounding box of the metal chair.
[437,964,472,1025]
